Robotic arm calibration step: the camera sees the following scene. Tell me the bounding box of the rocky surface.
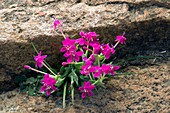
[0,62,169,112]
[0,0,169,83]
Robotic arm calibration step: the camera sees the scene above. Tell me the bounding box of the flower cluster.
[60,37,83,63]
[40,74,56,96]
[24,19,126,108]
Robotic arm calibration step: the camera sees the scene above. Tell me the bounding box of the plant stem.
[92,80,99,85]
[71,86,74,105]
[101,57,106,63]
[43,63,58,76]
[88,74,93,80]
[97,55,100,66]
[102,73,105,79]
[85,45,89,57]
[59,29,66,39]
[114,41,119,48]
[70,76,74,105]
[63,82,67,108]
[27,66,51,75]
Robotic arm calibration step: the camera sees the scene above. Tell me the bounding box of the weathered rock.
[0,0,169,84]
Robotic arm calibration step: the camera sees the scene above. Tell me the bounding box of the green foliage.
[74,62,84,70]
[14,75,43,96]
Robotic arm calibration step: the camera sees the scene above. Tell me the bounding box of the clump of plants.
[24,19,126,108]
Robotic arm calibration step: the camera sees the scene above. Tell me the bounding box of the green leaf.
[93,54,99,65]
[90,80,96,83]
[62,66,71,77]
[60,66,65,74]
[98,55,105,61]
[83,75,89,79]
[37,75,43,79]
[20,86,28,93]
[74,62,84,70]
[14,75,27,83]
[93,54,105,65]
[71,69,79,86]
[26,77,35,84]
[28,87,34,96]
[79,75,84,81]
[19,82,27,86]
[56,77,65,87]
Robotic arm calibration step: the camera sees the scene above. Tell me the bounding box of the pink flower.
[76,31,99,46]
[86,32,99,43]
[34,51,47,68]
[60,37,76,53]
[89,54,95,63]
[109,66,120,75]
[64,50,83,62]
[82,54,95,64]
[53,20,61,29]
[101,44,115,59]
[80,60,95,75]
[40,74,57,96]
[93,64,120,77]
[75,31,88,45]
[76,37,86,46]
[93,66,102,78]
[60,37,83,62]
[78,81,95,98]
[91,43,101,54]
[101,64,111,75]
[115,33,126,44]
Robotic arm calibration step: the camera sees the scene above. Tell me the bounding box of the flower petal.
[88,91,93,96]
[46,89,52,96]
[81,92,86,98]
[40,85,46,93]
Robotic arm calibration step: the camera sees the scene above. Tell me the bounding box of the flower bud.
[24,65,31,69]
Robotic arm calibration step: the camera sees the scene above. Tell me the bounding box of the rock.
[0,0,169,86]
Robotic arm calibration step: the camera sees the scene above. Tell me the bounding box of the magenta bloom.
[94,64,120,77]
[60,37,76,53]
[78,81,95,98]
[101,44,115,59]
[93,66,102,78]
[76,37,86,46]
[80,60,95,75]
[101,64,111,75]
[86,32,99,42]
[76,31,99,46]
[115,33,126,44]
[60,37,82,62]
[34,51,47,68]
[82,54,95,64]
[64,50,83,62]
[109,66,120,75]
[53,20,61,29]
[91,43,101,54]
[40,74,57,96]
[76,31,88,45]
[89,54,95,63]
